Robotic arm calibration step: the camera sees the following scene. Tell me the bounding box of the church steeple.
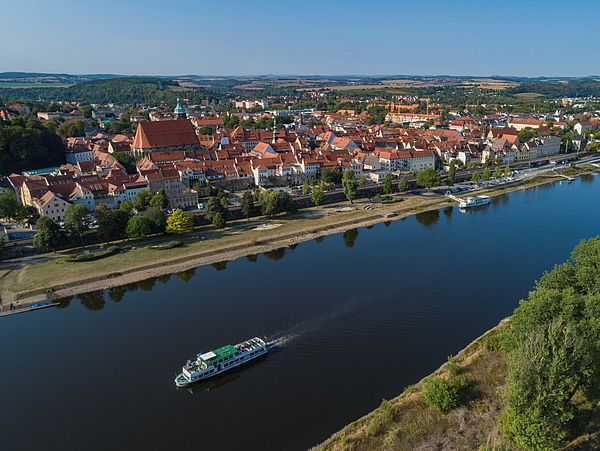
[174,98,186,120]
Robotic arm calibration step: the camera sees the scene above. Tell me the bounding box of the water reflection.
[384,221,391,227]
[264,247,286,261]
[175,268,197,281]
[107,286,128,303]
[289,243,299,251]
[179,372,242,396]
[415,210,440,228]
[156,274,172,284]
[315,236,324,244]
[136,278,156,292]
[246,254,258,263]
[581,173,595,183]
[210,262,228,272]
[365,225,374,230]
[443,206,453,218]
[77,291,106,311]
[55,296,72,309]
[342,228,359,248]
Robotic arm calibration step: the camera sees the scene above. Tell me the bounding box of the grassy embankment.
[1,166,595,304]
[0,194,447,303]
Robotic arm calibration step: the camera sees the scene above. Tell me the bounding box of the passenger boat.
[459,195,490,208]
[175,337,268,387]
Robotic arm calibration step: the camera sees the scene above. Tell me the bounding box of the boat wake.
[266,333,300,348]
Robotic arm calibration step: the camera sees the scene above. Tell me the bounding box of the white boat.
[459,195,490,208]
[175,337,268,387]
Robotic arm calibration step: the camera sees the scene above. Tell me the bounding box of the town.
[1,77,599,253]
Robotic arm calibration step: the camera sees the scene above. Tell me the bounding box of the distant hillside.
[0,77,225,105]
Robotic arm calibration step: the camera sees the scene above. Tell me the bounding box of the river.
[2,175,599,451]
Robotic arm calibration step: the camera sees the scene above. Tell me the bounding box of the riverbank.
[1,167,595,306]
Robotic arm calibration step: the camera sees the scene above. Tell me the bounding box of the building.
[131,119,201,156]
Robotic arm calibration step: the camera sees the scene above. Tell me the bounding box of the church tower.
[174,98,186,120]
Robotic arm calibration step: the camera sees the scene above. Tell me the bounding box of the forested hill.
[0,77,224,105]
[503,79,600,98]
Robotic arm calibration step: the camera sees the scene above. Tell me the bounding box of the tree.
[150,188,168,209]
[119,200,134,214]
[471,171,481,183]
[505,166,512,177]
[205,180,214,197]
[359,176,368,187]
[493,167,502,178]
[278,192,297,215]
[342,169,355,181]
[302,180,311,195]
[126,215,151,240]
[197,126,214,135]
[33,216,63,252]
[166,209,194,234]
[342,178,357,203]
[383,173,393,194]
[0,235,5,259]
[145,207,167,234]
[312,186,324,206]
[240,191,254,221]
[447,161,456,187]
[212,211,225,229]
[94,203,113,244]
[204,197,228,222]
[0,191,20,220]
[259,190,280,217]
[64,204,90,250]
[517,129,536,144]
[501,237,600,449]
[397,177,410,192]
[111,209,130,240]
[134,189,153,211]
[416,167,441,192]
[585,141,599,153]
[482,167,491,181]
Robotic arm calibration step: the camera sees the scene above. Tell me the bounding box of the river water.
[2,175,599,451]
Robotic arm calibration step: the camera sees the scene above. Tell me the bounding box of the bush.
[446,355,460,377]
[64,246,120,262]
[421,377,459,413]
[149,240,183,250]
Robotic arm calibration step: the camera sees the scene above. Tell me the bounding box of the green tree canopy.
[150,188,168,209]
[342,178,357,203]
[416,167,441,192]
[505,166,512,177]
[126,215,151,240]
[240,191,254,220]
[501,237,600,449]
[397,177,410,192]
[471,171,481,183]
[482,167,491,181]
[145,206,167,234]
[134,189,153,211]
[383,173,393,194]
[64,203,90,250]
[259,190,280,217]
[493,167,502,178]
[212,211,225,229]
[312,186,324,206]
[33,216,63,252]
[204,197,228,223]
[0,191,20,220]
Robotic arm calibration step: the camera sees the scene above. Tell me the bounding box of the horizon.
[2,0,599,77]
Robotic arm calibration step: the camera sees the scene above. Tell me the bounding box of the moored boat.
[459,195,490,208]
[175,337,268,387]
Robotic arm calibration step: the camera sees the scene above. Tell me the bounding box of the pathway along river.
[3,175,600,451]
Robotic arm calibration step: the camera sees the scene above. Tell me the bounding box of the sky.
[2,0,599,78]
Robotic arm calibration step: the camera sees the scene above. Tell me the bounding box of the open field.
[0,82,73,88]
[514,92,544,99]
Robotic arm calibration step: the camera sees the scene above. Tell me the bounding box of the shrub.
[64,246,120,262]
[367,399,393,436]
[149,240,183,250]
[447,355,460,376]
[421,377,459,413]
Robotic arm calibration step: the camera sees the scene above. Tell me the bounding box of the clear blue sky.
[2,0,599,77]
